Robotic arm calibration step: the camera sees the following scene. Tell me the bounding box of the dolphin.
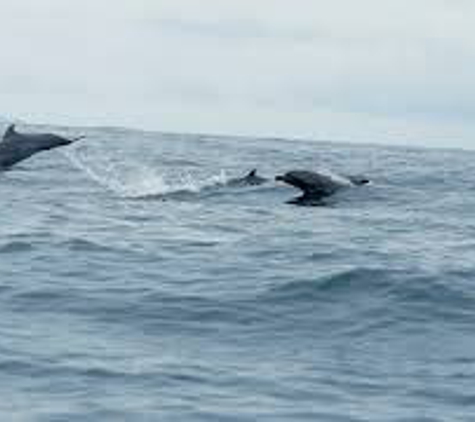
[0,124,84,170]
[275,170,369,205]
[226,169,268,187]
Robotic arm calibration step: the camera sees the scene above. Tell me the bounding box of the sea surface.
[1,123,475,421]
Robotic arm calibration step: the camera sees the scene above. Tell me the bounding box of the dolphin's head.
[276,171,331,206]
[50,134,74,146]
[35,133,85,150]
[276,170,342,200]
[275,171,312,191]
[37,134,73,150]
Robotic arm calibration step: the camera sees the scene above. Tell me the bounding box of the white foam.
[63,145,227,198]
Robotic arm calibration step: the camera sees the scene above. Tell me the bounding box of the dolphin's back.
[226,169,268,187]
[282,170,342,195]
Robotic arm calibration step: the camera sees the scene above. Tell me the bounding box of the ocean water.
[1,124,475,421]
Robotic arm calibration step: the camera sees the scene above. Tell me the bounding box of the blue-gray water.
[1,124,475,421]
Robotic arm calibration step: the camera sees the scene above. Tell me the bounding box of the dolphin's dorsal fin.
[248,169,257,177]
[3,124,16,139]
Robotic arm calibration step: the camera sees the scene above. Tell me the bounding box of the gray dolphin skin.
[0,124,84,170]
[275,170,369,205]
[226,169,268,187]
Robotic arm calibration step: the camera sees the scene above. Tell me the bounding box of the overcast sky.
[0,0,474,148]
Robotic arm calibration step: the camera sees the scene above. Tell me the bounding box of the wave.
[263,267,394,303]
[0,241,35,254]
[256,266,475,330]
[263,266,474,304]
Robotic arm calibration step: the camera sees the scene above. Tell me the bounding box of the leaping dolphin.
[275,170,369,205]
[0,124,85,170]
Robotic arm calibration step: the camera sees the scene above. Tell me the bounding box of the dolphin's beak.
[70,135,86,142]
[275,175,284,182]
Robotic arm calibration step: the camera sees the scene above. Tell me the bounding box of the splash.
[63,145,227,198]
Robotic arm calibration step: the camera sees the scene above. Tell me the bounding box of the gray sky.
[1,0,474,148]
